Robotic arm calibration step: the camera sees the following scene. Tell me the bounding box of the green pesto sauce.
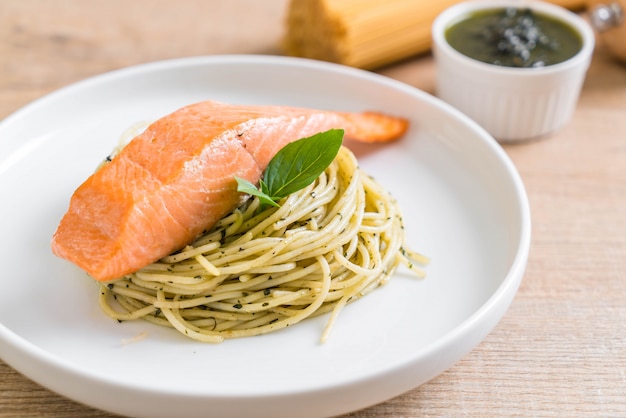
[445,7,583,68]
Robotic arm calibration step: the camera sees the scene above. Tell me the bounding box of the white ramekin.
[432,0,595,142]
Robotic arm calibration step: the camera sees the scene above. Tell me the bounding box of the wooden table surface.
[1,1,625,416]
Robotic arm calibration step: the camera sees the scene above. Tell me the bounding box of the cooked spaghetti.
[99,146,427,343]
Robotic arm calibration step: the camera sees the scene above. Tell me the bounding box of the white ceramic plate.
[0,55,530,418]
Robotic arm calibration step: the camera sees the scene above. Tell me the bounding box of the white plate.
[0,55,530,418]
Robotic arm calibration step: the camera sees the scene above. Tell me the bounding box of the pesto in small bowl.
[445,7,583,68]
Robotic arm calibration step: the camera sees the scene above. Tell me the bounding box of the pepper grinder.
[587,0,626,62]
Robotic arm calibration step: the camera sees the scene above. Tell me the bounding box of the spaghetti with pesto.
[99,145,427,343]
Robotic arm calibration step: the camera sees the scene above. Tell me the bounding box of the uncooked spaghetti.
[99,146,427,343]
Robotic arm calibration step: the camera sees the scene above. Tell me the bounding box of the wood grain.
[1,1,625,417]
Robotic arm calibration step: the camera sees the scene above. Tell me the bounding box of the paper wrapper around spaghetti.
[282,0,587,70]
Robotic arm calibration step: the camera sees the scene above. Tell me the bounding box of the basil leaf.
[263,129,344,199]
[234,129,344,209]
[234,176,280,207]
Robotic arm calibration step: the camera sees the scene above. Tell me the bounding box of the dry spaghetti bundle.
[100,146,427,343]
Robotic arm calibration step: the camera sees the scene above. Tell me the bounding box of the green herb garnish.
[235,129,344,208]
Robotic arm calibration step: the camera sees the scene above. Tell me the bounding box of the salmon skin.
[51,100,408,282]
